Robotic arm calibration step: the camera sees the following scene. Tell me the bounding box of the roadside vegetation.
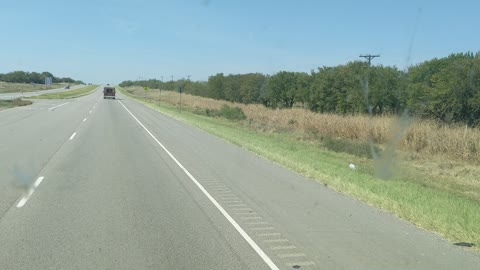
[121,52,480,126]
[0,98,32,110]
[32,85,98,99]
[120,85,480,249]
[0,81,65,94]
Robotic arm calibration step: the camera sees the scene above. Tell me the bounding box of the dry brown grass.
[129,86,480,162]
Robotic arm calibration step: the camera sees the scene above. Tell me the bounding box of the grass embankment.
[120,86,480,249]
[32,85,98,99]
[0,98,32,110]
[0,81,64,94]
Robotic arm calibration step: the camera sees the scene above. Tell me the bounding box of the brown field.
[127,86,480,163]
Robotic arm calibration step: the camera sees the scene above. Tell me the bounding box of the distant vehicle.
[64,85,70,89]
[103,86,116,99]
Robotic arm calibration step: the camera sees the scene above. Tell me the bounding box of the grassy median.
[119,87,480,249]
[0,98,33,110]
[0,81,65,94]
[32,85,98,99]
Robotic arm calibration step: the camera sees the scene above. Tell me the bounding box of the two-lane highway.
[0,89,479,269]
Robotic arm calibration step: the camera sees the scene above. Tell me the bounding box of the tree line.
[120,52,480,125]
[0,71,84,84]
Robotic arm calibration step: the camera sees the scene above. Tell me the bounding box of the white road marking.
[89,110,92,114]
[264,239,289,243]
[83,118,87,122]
[219,195,237,198]
[242,216,263,220]
[69,132,77,140]
[237,212,257,215]
[277,253,306,258]
[48,102,70,111]
[271,245,296,250]
[119,101,279,270]
[16,176,45,208]
[228,204,247,207]
[251,227,275,231]
[258,232,282,236]
[206,183,225,187]
[231,208,252,211]
[222,200,242,203]
[246,221,269,225]
[285,261,315,267]
[212,188,230,191]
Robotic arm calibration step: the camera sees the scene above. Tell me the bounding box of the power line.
[359,54,380,66]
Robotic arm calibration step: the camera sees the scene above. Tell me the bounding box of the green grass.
[0,98,33,110]
[0,81,65,94]
[32,85,98,99]
[119,87,480,249]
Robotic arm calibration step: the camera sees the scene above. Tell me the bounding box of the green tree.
[207,73,225,99]
[265,71,297,108]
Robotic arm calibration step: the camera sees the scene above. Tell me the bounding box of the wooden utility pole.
[359,54,380,66]
[158,76,163,105]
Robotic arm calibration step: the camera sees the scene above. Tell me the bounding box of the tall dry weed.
[131,86,480,162]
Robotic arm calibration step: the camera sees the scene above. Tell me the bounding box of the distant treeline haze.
[0,71,83,84]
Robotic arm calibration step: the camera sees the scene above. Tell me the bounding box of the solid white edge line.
[118,100,279,270]
[16,176,44,208]
[48,102,70,111]
[69,132,77,140]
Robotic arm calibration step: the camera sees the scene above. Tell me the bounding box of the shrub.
[218,105,246,120]
[322,135,381,159]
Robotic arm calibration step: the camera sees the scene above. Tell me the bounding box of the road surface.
[0,88,479,269]
[0,84,84,100]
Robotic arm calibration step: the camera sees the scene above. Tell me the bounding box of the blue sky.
[0,0,478,84]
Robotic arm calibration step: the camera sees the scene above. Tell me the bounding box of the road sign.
[178,86,183,93]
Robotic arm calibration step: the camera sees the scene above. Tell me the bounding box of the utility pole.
[171,75,174,82]
[359,54,380,67]
[186,75,191,81]
[158,76,163,105]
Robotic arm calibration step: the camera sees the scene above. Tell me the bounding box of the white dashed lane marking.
[16,176,45,208]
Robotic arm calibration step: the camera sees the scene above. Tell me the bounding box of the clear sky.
[0,0,478,84]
